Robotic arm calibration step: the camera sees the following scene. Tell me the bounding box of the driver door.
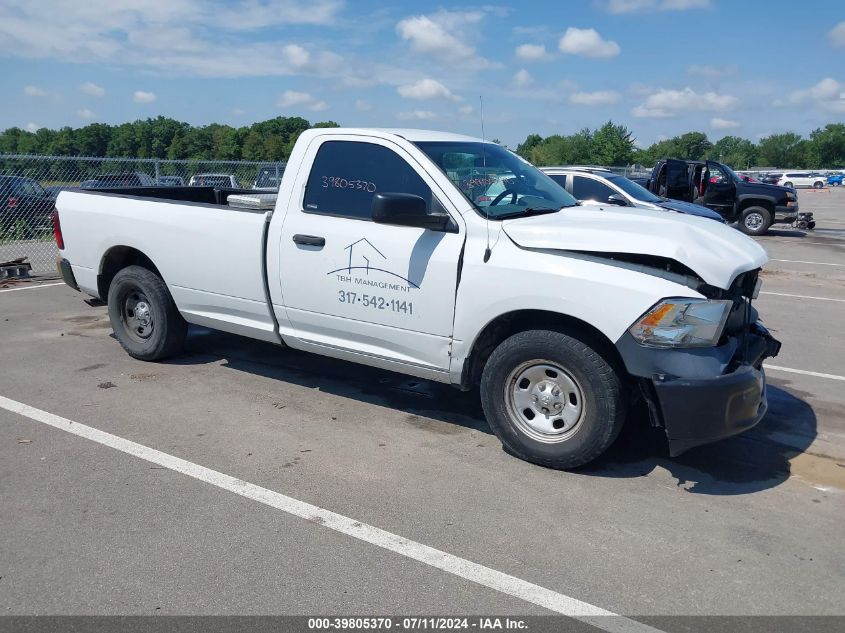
[703,161,736,215]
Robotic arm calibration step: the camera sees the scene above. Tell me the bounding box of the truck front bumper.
[616,324,781,456]
[774,203,800,223]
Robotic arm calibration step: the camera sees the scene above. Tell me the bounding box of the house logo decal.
[327,238,419,291]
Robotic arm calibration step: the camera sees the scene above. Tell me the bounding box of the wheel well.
[737,198,774,216]
[97,246,162,301]
[461,310,625,389]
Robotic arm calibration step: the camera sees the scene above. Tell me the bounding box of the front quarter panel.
[450,228,702,382]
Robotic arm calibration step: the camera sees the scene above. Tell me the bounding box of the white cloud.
[569,90,620,105]
[458,105,474,115]
[688,64,737,78]
[25,123,41,132]
[133,90,156,103]
[277,90,315,107]
[76,108,96,120]
[80,82,105,96]
[397,78,461,101]
[0,1,348,79]
[785,78,845,112]
[23,85,47,97]
[355,100,373,111]
[558,28,620,59]
[397,110,437,121]
[277,90,329,112]
[632,87,738,117]
[828,21,845,47]
[710,117,739,130]
[512,69,533,87]
[232,107,246,115]
[515,43,551,61]
[396,10,497,70]
[605,0,709,13]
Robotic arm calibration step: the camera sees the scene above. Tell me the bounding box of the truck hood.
[736,181,793,196]
[502,206,767,290]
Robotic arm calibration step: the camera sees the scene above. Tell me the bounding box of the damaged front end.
[615,268,782,455]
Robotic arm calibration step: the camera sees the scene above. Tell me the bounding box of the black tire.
[813,181,823,189]
[480,329,626,469]
[107,265,187,361]
[738,206,772,236]
[783,181,793,188]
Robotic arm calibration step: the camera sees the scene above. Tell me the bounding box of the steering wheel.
[490,188,519,206]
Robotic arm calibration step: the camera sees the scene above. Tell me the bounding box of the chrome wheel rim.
[744,212,764,231]
[121,289,154,342]
[504,360,585,443]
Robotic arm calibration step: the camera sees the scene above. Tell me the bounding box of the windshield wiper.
[493,207,560,220]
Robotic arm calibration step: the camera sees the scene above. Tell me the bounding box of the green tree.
[757,132,807,168]
[591,121,635,166]
[806,124,845,168]
[515,133,543,159]
[706,136,758,169]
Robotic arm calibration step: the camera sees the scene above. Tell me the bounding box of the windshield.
[606,174,662,203]
[414,141,578,219]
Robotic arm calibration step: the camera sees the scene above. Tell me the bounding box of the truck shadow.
[173,327,817,495]
[578,382,818,495]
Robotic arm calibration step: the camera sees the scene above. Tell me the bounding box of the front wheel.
[813,181,824,189]
[107,265,187,361]
[739,206,772,236]
[783,181,793,188]
[480,330,626,469]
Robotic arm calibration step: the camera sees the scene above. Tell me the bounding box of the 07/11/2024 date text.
[338,290,414,314]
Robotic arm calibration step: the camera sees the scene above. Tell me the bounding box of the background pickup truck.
[55,128,780,469]
[640,158,811,235]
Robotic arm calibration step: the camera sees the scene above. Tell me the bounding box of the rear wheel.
[107,265,186,361]
[739,206,772,236]
[480,329,626,469]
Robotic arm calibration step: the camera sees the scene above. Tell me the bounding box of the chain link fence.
[0,154,285,274]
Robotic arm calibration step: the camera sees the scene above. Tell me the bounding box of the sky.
[1,0,844,149]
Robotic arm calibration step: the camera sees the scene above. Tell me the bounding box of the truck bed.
[57,188,278,342]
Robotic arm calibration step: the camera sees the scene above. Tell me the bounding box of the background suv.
[539,167,724,222]
[773,172,825,189]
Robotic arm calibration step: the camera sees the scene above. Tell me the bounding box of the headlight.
[786,191,797,201]
[629,298,732,348]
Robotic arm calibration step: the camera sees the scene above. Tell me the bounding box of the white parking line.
[770,258,845,267]
[764,365,845,382]
[0,282,64,293]
[760,291,845,303]
[0,394,661,633]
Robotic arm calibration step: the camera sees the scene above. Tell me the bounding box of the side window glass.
[304,141,432,219]
[572,176,614,202]
[548,174,567,188]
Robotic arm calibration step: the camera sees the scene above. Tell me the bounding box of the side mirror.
[607,193,628,206]
[372,193,452,231]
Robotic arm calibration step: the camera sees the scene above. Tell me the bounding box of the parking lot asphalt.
[1,189,844,624]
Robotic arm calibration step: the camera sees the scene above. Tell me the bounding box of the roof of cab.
[300,127,487,144]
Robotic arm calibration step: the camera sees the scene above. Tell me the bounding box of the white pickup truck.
[54,128,781,469]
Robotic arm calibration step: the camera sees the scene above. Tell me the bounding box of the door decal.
[328,238,420,291]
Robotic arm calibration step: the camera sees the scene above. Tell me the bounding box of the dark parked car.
[80,172,157,189]
[0,175,55,234]
[759,173,782,185]
[158,176,185,187]
[252,165,285,191]
[643,159,813,235]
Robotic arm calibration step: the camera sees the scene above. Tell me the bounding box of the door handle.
[292,234,325,247]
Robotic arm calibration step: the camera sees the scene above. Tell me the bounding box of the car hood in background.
[655,198,725,221]
[502,206,767,290]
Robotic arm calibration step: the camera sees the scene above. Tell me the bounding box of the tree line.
[516,122,845,169]
[2,116,844,170]
[0,116,340,162]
